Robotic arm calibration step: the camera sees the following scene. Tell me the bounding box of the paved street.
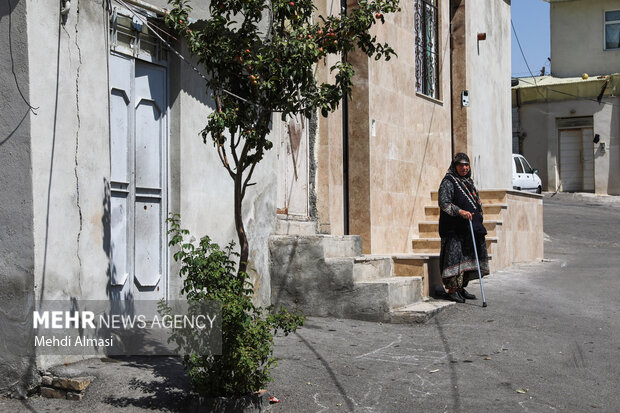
[2,193,619,412]
[268,193,620,412]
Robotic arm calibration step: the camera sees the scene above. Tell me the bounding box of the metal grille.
[110,7,169,64]
[415,0,439,99]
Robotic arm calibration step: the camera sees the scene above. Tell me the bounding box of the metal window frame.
[110,5,170,65]
[604,9,620,50]
[415,0,440,100]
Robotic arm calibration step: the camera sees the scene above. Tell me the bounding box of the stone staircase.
[270,191,507,324]
[412,190,508,271]
[270,218,453,323]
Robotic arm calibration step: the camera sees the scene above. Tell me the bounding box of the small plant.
[163,214,305,397]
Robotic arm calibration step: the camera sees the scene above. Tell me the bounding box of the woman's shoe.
[460,288,477,300]
[447,291,465,303]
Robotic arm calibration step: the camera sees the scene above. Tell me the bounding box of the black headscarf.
[446,153,481,206]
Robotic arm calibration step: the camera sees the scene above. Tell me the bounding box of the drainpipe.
[341,0,350,235]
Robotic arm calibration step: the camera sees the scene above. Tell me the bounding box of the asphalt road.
[268,193,620,413]
[2,193,619,412]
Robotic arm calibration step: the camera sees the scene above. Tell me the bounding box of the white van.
[512,154,542,194]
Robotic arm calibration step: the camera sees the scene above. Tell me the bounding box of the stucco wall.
[0,0,38,396]
[550,0,620,77]
[518,97,620,195]
[176,56,278,305]
[22,0,276,370]
[468,0,512,190]
[29,0,111,305]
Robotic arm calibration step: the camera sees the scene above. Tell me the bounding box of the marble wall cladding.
[502,192,544,265]
[316,46,346,235]
[357,0,452,254]
[316,0,453,253]
[328,106,344,236]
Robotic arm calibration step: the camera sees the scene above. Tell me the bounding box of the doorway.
[108,52,168,301]
[559,127,594,192]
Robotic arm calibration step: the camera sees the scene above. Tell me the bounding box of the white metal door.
[559,128,594,192]
[109,53,167,300]
[277,115,309,217]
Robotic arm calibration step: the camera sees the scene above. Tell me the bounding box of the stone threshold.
[390,298,456,324]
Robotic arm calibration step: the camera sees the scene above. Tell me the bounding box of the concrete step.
[391,256,428,278]
[269,235,363,262]
[424,204,506,221]
[430,189,506,203]
[270,235,429,324]
[275,217,317,235]
[412,237,497,254]
[322,235,363,258]
[354,276,423,312]
[390,299,456,323]
[415,252,493,260]
[352,256,393,282]
[418,220,502,238]
[418,221,439,238]
[482,220,501,237]
[424,205,441,220]
[479,189,507,204]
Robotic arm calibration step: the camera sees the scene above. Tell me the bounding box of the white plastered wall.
[550,0,620,77]
[518,97,620,195]
[27,0,277,313]
[467,0,512,190]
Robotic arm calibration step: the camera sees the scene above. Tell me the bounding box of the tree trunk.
[234,171,249,277]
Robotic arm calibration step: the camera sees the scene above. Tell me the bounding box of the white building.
[513,0,620,195]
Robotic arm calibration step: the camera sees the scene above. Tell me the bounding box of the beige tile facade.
[346,0,453,254]
[495,191,544,268]
[315,0,524,260]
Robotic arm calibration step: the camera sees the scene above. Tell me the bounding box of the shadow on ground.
[100,356,192,412]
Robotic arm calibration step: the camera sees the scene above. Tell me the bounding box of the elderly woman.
[438,153,489,303]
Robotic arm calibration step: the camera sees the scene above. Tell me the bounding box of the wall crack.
[73,0,84,296]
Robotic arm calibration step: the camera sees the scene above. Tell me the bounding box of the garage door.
[559,128,594,192]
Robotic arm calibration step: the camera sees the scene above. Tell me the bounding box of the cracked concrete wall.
[25,0,276,328]
[175,52,277,307]
[29,0,111,307]
[0,0,278,381]
[0,0,38,396]
[27,0,112,369]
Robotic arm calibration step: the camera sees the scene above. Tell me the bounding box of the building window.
[605,10,620,50]
[415,0,440,99]
[110,7,169,64]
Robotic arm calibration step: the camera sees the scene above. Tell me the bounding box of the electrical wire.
[6,0,39,114]
[511,19,545,100]
[511,19,618,108]
[112,0,258,106]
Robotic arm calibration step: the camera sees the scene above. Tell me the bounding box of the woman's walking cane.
[469,219,487,307]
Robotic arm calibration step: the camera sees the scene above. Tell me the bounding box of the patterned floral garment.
[438,177,489,289]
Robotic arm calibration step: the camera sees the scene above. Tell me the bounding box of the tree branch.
[217,136,235,179]
[214,95,236,179]
[241,147,262,200]
[231,133,241,171]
